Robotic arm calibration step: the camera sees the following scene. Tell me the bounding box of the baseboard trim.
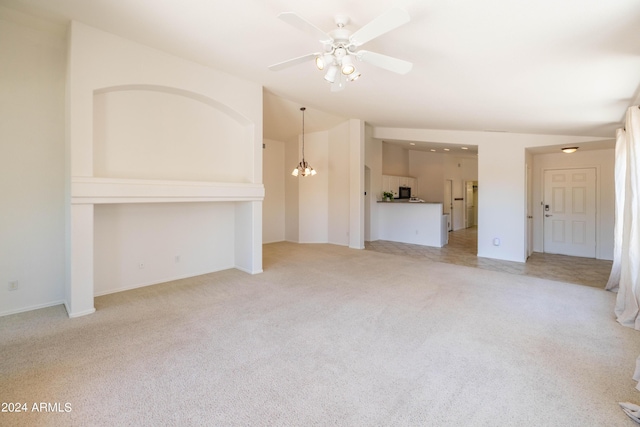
[0,300,66,318]
[94,268,235,297]
[65,303,96,318]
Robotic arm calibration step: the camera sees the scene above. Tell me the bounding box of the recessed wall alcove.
[66,21,264,318]
[93,85,253,183]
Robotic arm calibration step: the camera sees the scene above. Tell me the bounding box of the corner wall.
[282,119,363,248]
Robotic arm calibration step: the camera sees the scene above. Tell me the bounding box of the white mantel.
[71,178,264,204]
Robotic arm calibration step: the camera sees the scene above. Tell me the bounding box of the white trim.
[72,177,264,204]
[0,300,66,318]
[66,305,97,318]
[93,269,235,297]
[235,265,263,275]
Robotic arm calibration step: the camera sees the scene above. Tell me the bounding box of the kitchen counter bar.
[377,201,448,247]
[377,200,439,204]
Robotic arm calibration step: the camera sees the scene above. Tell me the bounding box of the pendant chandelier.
[292,107,316,177]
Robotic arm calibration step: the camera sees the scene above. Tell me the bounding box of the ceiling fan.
[268,7,413,92]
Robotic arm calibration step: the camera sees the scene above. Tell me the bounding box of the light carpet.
[1,242,639,426]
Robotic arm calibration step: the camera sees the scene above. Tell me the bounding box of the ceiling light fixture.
[340,55,355,75]
[324,64,339,83]
[292,107,316,177]
[461,147,469,150]
[347,71,361,82]
[561,147,578,153]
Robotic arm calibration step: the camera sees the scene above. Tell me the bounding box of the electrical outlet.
[175,255,180,263]
[8,281,19,291]
[138,262,145,269]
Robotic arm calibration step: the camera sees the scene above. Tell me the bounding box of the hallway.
[365,227,613,288]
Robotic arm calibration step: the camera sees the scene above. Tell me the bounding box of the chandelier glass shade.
[292,107,316,177]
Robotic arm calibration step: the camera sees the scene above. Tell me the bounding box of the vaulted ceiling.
[3,0,640,146]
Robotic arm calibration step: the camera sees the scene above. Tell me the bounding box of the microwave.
[398,186,411,199]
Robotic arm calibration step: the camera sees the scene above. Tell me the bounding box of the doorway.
[464,181,478,228]
[444,179,453,231]
[542,168,596,257]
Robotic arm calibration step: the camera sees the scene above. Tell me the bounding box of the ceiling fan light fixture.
[271,8,413,91]
[341,56,355,75]
[561,147,578,153]
[324,64,339,83]
[347,71,361,81]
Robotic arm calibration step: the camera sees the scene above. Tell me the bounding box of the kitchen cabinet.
[382,174,418,198]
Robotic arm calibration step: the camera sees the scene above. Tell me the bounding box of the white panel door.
[543,168,596,257]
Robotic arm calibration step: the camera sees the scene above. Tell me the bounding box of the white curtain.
[606,128,626,292]
[608,106,640,393]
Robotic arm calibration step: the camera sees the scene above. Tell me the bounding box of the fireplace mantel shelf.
[71,177,264,204]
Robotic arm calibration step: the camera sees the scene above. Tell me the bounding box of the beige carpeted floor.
[1,242,639,426]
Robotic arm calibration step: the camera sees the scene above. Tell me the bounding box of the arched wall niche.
[93,84,254,183]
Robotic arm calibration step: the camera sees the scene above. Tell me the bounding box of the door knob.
[545,214,553,217]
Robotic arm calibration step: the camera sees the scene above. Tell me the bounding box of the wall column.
[66,203,96,317]
[349,119,365,249]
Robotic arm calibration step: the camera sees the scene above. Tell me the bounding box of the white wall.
[329,122,350,245]
[284,135,299,243]
[94,202,236,295]
[348,119,365,249]
[263,138,285,243]
[382,143,409,176]
[365,125,382,242]
[280,119,360,247]
[409,151,445,201]
[93,89,250,182]
[299,131,329,243]
[0,8,67,316]
[532,148,614,260]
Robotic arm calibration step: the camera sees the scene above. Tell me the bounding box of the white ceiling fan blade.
[277,12,333,43]
[357,50,413,74]
[268,53,319,71]
[349,7,410,47]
